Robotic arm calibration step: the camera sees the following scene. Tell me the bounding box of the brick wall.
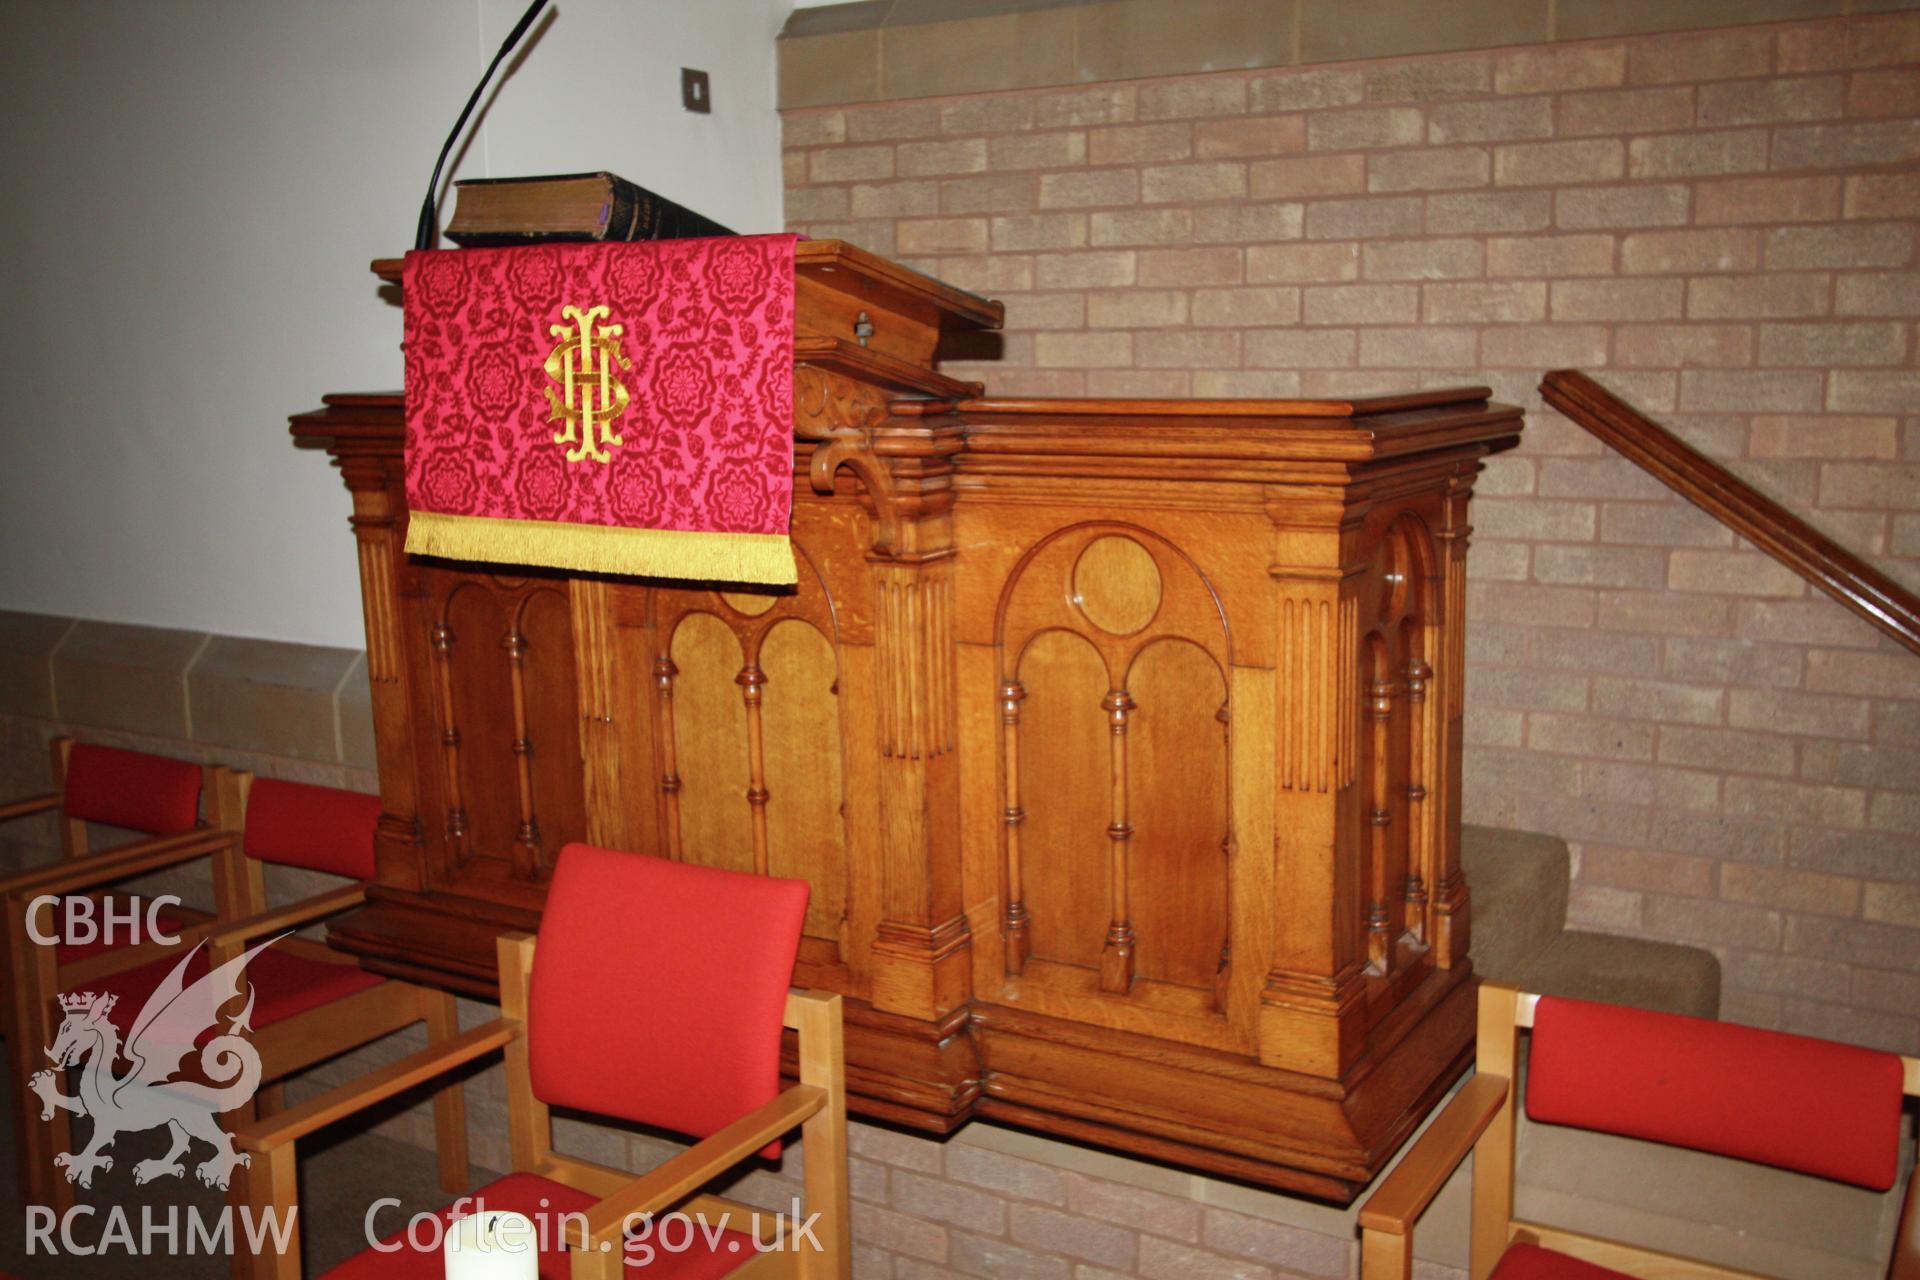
[781,13,1920,1056]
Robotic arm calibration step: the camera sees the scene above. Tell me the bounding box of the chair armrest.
[1357,1072,1510,1237]
[566,1084,830,1251]
[1,827,233,900]
[59,913,224,987]
[234,1017,519,1154]
[1892,1149,1920,1280]
[0,792,62,823]
[205,885,366,953]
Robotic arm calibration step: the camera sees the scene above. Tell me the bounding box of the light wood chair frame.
[3,768,467,1215]
[1,737,228,1016]
[1,737,110,859]
[1357,982,1920,1280]
[233,931,851,1280]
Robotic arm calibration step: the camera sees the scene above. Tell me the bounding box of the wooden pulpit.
[293,240,1522,1200]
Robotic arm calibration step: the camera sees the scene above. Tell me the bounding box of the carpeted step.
[1460,823,1569,985]
[1461,823,1722,1019]
[1518,929,1721,1019]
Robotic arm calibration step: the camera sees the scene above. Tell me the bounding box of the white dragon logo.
[31,937,281,1191]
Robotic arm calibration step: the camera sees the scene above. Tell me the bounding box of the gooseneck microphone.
[413,0,553,251]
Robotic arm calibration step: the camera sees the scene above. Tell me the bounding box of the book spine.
[602,175,641,242]
[605,175,732,242]
[443,178,736,246]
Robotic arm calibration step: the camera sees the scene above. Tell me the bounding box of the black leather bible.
[444,171,735,246]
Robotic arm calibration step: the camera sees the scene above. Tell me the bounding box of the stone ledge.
[0,612,73,720]
[0,608,372,770]
[779,0,1920,107]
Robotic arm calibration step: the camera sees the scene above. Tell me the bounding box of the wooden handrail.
[1540,370,1920,658]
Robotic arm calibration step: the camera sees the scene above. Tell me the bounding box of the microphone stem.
[414,0,552,251]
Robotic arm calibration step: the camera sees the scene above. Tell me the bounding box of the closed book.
[444,171,734,246]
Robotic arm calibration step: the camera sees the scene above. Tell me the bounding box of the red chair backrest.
[243,778,381,879]
[1527,996,1906,1190]
[62,743,202,836]
[528,843,809,1145]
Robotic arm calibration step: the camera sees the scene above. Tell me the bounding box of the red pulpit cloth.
[401,235,799,585]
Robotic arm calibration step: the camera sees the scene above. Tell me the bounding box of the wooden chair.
[0,738,231,1042]
[0,737,226,953]
[233,841,850,1280]
[5,774,467,1214]
[1358,981,1920,1279]
[1,736,213,859]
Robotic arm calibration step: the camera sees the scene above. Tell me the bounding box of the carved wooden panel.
[1127,639,1229,995]
[1010,630,1107,974]
[418,569,588,887]
[1352,512,1440,978]
[760,620,849,941]
[666,612,753,871]
[993,524,1234,1037]
[637,552,851,960]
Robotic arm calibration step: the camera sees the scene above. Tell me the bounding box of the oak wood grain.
[299,246,1523,1201]
[1356,1071,1509,1235]
[1542,369,1920,658]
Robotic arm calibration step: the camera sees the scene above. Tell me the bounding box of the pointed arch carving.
[993,523,1234,1010]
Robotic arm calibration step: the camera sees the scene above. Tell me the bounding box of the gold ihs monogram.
[543,304,632,464]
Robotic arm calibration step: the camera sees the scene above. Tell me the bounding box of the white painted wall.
[0,0,792,648]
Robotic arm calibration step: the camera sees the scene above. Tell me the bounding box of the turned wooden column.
[1428,472,1475,969]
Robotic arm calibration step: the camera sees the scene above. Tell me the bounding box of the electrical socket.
[681,68,711,114]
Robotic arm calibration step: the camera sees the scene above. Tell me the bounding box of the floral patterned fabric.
[401,235,798,583]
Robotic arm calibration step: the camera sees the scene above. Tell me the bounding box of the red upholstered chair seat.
[1489,1243,1632,1280]
[78,943,384,1035]
[321,1171,759,1280]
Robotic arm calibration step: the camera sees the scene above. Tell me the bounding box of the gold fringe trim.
[406,511,797,585]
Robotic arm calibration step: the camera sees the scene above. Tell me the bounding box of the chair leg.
[1471,987,1522,1280]
[6,904,72,1213]
[15,1065,78,1214]
[795,992,849,1280]
[225,1161,252,1280]
[569,1243,625,1279]
[8,1029,60,1210]
[421,986,470,1193]
[1361,1226,1412,1280]
[234,1141,300,1280]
